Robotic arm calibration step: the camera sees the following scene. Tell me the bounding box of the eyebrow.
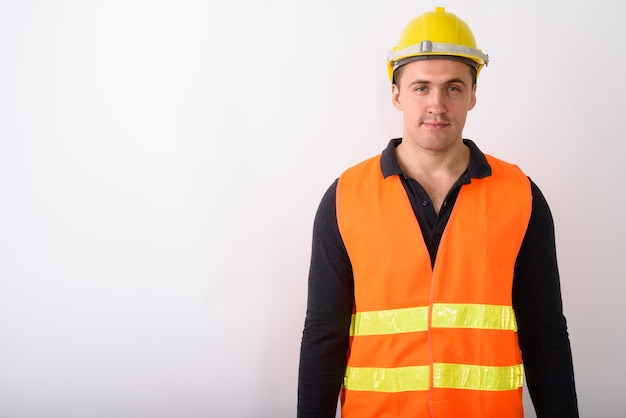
[409,78,468,87]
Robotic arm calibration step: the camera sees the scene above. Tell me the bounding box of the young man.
[298,7,578,418]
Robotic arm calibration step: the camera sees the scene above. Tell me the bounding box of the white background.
[1,1,624,417]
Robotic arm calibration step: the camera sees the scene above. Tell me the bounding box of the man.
[298,7,578,418]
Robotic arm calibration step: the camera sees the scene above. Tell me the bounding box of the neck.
[395,139,469,181]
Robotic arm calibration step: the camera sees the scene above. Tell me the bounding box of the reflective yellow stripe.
[344,363,523,392]
[434,363,524,391]
[350,303,517,336]
[344,365,430,392]
[431,304,518,331]
[350,307,428,336]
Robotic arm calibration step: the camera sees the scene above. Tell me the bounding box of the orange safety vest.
[336,153,532,418]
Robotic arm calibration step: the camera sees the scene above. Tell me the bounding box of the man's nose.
[427,90,446,114]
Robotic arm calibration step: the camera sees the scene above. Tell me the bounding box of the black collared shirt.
[298,139,578,418]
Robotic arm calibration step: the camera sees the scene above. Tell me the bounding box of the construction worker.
[298,7,578,418]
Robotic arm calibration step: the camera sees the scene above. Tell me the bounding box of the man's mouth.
[422,121,449,128]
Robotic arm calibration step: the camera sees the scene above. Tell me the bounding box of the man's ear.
[468,83,477,110]
[391,84,402,110]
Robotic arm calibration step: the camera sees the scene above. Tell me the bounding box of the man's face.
[391,59,477,153]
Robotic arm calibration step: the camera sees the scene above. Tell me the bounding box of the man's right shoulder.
[339,154,382,179]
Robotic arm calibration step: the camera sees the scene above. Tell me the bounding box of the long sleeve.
[297,180,354,418]
[513,180,579,417]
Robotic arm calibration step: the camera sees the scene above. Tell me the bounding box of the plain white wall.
[1,1,624,417]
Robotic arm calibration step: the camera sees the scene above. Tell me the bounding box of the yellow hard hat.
[387,7,489,81]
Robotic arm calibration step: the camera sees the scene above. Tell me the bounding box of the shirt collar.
[380,138,492,180]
